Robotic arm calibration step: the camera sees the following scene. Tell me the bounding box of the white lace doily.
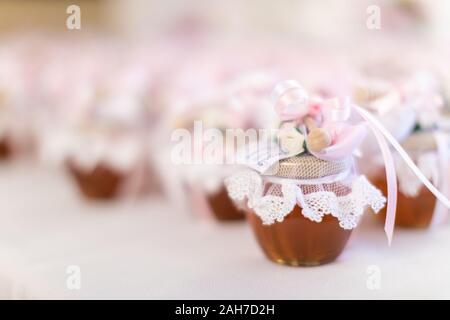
[225,169,386,229]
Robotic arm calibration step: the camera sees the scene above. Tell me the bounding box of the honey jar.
[226,154,386,266]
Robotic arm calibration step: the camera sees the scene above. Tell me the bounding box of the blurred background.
[2,0,450,199]
[1,0,450,299]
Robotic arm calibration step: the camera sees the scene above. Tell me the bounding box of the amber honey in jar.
[0,136,12,160]
[188,165,245,221]
[67,160,125,200]
[207,184,245,221]
[248,205,352,266]
[373,172,435,228]
[226,154,386,266]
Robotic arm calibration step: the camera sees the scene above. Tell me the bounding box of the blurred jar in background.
[38,53,155,200]
[0,43,36,161]
[171,94,248,221]
[356,70,447,228]
[373,131,445,228]
[168,57,279,221]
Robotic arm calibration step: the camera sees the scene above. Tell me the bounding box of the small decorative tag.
[236,139,290,174]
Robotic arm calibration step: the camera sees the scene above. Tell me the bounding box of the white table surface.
[1,162,450,299]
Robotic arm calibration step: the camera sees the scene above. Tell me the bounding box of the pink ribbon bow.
[270,80,316,121]
[271,81,367,161]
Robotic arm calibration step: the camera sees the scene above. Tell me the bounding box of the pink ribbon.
[270,80,311,121]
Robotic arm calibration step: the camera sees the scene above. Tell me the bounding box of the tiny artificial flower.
[277,127,305,156]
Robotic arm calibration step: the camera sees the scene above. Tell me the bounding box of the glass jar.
[226,154,386,266]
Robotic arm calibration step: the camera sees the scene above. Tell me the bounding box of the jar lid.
[266,154,351,180]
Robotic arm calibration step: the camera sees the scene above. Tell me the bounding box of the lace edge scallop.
[225,170,386,229]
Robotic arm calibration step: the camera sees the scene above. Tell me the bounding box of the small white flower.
[278,128,305,156]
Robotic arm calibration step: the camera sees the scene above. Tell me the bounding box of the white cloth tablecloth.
[1,162,450,299]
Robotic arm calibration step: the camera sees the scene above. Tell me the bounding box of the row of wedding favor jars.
[0,37,307,201]
[0,38,176,200]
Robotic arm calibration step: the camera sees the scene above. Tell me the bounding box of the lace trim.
[225,170,386,229]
